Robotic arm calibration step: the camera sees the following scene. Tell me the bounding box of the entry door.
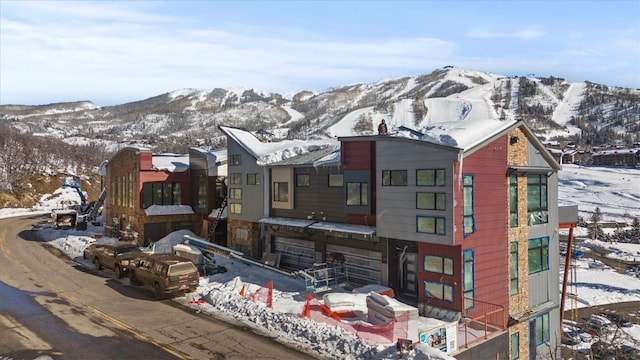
[398,249,418,298]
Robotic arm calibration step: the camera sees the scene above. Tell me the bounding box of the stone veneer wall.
[227,219,260,258]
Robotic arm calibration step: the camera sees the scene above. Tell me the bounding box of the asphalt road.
[0,214,316,360]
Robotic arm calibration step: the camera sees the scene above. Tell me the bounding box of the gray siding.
[226,140,265,222]
[375,140,458,244]
[271,166,346,222]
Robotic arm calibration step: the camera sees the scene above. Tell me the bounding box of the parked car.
[620,345,640,360]
[601,312,632,327]
[128,253,199,300]
[572,325,593,343]
[92,242,142,278]
[561,328,581,345]
[83,243,106,260]
[585,314,613,335]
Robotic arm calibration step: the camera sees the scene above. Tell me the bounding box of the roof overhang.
[259,217,376,236]
[508,301,558,325]
[507,165,557,177]
[259,217,315,228]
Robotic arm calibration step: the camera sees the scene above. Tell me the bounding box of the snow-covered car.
[601,312,632,327]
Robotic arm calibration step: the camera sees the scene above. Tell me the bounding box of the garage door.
[326,244,381,286]
[273,237,315,271]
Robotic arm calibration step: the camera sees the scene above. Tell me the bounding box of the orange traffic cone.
[239,285,246,297]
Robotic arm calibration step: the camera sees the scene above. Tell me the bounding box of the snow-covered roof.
[593,148,640,156]
[219,126,339,166]
[151,153,189,172]
[144,205,195,216]
[259,217,375,236]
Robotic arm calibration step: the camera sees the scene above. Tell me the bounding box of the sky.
[1,0,639,106]
[1,164,639,359]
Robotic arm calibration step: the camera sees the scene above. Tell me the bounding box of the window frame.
[510,332,520,360]
[142,182,182,209]
[528,236,550,274]
[229,173,242,185]
[527,174,548,225]
[423,255,454,275]
[416,216,446,235]
[423,281,454,302]
[463,249,474,309]
[346,182,368,206]
[510,241,519,295]
[416,169,446,186]
[531,312,550,346]
[416,192,446,210]
[273,182,289,202]
[296,173,310,187]
[382,170,408,186]
[229,188,242,200]
[230,154,241,166]
[247,173,260,185]
[229,203,242,214]
[328,174,344,187]
[463,174,475,236]
[509,174,519,227]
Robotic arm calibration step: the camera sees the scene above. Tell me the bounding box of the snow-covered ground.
[1,165,639,359]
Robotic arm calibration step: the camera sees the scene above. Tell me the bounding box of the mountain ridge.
[1,67,639,152]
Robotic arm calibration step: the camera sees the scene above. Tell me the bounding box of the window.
[229,173,242,185]
[229,203,242,214]
[531,312,550,346]
[328,174,344,187]
[527,174,548,225]
[510,332,520,360]
[417,169,445,186]
[229,188,242,200]
[346,182,368,206]
[296,174,310,187]
[463,174,475,236]
[273,182,289,202]
[424,281,454,302]
[509,174,518,227]
[382,170,407,186]
[528,237,549,274]
[463,249,474,309]
[417,216,445,235]
[230,154,241,166]
[247,173,260,185]
[142,182,182,208]
[510,242,519,295]
[417,192,446,210]
[423,255,453,275]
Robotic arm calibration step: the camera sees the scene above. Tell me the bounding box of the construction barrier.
[249,280,273,308]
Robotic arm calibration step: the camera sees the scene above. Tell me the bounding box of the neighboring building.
[219,120,562,359]
[104,147,226,247]
[591,148,640,167]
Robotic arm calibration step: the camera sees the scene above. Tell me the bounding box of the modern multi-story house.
[220,120,562,359]
[104,146,227,246]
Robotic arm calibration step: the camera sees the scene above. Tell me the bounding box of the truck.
[92,242,142,278]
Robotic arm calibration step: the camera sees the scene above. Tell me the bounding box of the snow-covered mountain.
[1,67,639,151]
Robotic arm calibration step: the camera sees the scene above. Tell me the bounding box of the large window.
[510,242,519,295]
[463,174,475,236]
[328,174,343,187]
[417,169,445,186]
[229,203,242,214]
[530,312,550,346]
[247,173,260,185]
[463,249,474,309]
[424,281,454,302]
[509,174,518,227]
[423,255,453,275]
[296,174,310,187]
[229,173,242,185]
[382,170,407,186]
[347,182,368,206]
[510,332,520,360]
[417,192,446,210]
[417,216,445,235]
[273,182,289,202]
[230,154,241,166]
[528,237,549,274]
[527,174,548,225]
[229,188,242,200]
[142,182,182,208]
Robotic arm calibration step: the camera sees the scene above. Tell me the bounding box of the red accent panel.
[341,141,374,170]
[140,152,153,170]
[346,214,376,226]
[417,243,463,311]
